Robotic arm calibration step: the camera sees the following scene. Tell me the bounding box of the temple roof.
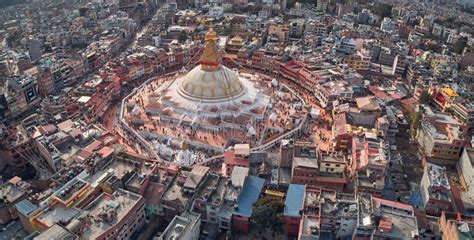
[199,28,221,71]
[177,28,246,102]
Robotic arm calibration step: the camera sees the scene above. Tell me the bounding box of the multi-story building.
[380,17,395,33]
[283,184,305,237]
[451,101,474,133]
[316,0,328,12]
[268,23,289,43]
[420,163,453,216]
[291,144,318,186]
[79,189,145,239]
[344,51,371,71]
[305,20,327,37]
[439,212,474,240]
[280,60,321,93]
[222,144,250,176]
[457,139,474,213]
[416,106,465,163]
[232,175,265,234]
[317,153,348,192]
[353,194,419,239]
[315,80,353,109]
[3,75,40,118]
[289,19,305,38]
[0,178,28,224]
[158,211,201,240]
[353,133,388,198]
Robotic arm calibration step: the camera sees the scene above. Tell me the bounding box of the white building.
[380,17,395,34]
[158,212,201,240]
[208,6,224,19]
[316,0,329,12]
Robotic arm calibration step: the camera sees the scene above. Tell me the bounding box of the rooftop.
[0,183,26,207]
[35,204,80,228]
[234,176,265,218]
[160,212,200,240]
[33,224,77,240]
[284,184,305,217]
[82,189,143,239]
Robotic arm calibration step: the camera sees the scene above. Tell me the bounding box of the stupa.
[147,28,271,136]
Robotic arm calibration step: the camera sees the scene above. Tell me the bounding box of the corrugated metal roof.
[284,184,305,217]
[15,199,37,217]
[234,176,265,218]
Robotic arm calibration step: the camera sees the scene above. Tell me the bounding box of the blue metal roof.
[15,199,37,217]
[284,184,305,217]
[233,176,265,218]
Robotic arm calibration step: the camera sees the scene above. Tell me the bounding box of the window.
[325,163,331,167]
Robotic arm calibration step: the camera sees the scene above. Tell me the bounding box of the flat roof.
[33,224,77,240]
[35,204,80,228]
[184,166,209,190]
[82,189,142,239]
[284,184,305,217]
[234,176,265,218]
[230,166,249,188]
[15,199,38,217]
[77,96,91,103]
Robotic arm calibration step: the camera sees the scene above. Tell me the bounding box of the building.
[0,179,28,224]
[380,17,395,33]
[16,199,38,234]
[457,140,474,213]
[268,23,289,43]
[353,194,419,239]
[344,51,371,71]
[420,164,453,216]
[416,106,465,163]
[289,19,305,38]
[305,20,327,37]
[284,184,305,237]
[27,38,42,63]
[222,144,250,176]
[291,144,318,186]
[158,211,201,240]
[451,101,474,133]
[316,0,328,12]
[80,189,145,239]
[315,80,353,109]
[316,152,348,192]
[232,175,265,234]
[30,224,78,240]
[353,133,388,198]
[439,211,474,240]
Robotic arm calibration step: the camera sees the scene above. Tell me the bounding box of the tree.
[178,31,188,43]
[454,37,468,54]
[424,42,441,53]
[0,0,25,8]
[371,3,392,18]
[418,90,432,105]
[409,111,422,137]
[251,198,285,234]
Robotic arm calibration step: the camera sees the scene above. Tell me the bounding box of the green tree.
[409,111,422,137]
[178,31,188,43]
[424,42,441,53]
[0,0,25,8]
[371,3,392,18]
[418,90,432,105]
[251,198,285,234]
[454,37,468,54]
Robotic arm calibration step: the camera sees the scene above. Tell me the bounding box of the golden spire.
[200,27,221,71]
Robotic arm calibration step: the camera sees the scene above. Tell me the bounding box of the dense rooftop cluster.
[0,0,473,239]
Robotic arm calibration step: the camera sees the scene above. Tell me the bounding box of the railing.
[118,71,180,161]
[197,115,307,167]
